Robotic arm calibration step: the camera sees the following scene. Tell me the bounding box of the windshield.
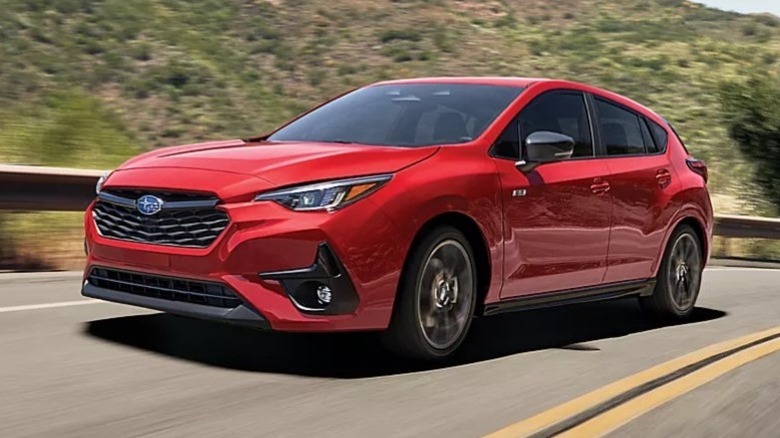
[268,84,523,147]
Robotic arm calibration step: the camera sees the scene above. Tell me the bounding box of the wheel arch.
[678,217,708,260]
[653,214,710,276]
[395,212,493,316]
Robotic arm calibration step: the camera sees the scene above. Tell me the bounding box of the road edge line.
[0,300,101,313]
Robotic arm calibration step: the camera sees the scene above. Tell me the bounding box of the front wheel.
[641,225,703,319]
[382,226,477,360]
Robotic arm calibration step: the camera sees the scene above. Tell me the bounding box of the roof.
[372,77,551,88]
[368,77,666,124]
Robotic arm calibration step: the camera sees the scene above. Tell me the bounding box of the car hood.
[119,139,439,186]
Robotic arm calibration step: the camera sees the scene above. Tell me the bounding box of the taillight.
[686,158,708,183]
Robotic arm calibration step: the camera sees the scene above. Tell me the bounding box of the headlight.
[254,174,392,211]
[95,171,112,195]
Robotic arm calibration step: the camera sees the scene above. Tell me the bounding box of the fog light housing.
[316,285,332,305]
[259,243,359,315]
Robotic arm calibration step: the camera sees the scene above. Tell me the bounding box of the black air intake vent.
[88,267,242,309]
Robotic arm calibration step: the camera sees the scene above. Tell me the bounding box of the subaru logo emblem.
[136,195,164,216]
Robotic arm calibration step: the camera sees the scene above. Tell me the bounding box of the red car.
[83,77,712,360]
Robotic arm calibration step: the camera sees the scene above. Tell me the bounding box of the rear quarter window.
[667,122,691,154]
[648,119,669,152]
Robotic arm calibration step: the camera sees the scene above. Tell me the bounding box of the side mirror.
[517,131,575,170]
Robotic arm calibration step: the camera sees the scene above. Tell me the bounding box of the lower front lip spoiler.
[82,281,270,330]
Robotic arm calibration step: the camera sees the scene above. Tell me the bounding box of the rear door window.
[594,98,646,156]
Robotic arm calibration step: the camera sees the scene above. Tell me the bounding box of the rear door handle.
[590,178,610,195]
[656,169,672,188]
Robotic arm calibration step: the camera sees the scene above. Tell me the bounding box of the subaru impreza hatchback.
[83,78,712,360]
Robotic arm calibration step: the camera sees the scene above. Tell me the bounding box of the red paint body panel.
[602,154,678,282]
[85,189,405,331]
[495,158,612,297]
[84,77,713,332]
[123,141,438,185]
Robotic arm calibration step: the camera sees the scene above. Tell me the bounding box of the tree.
[720,75,780,209]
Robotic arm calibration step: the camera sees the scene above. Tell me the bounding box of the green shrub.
[379,28,422,43]
[495,13,517,28]
[0,89,138,167]
[307,69,326,86]
[597,18,625,33]
[742,23,757,36]
[431,26,454,53]
[720,75,780,208]
[130,43,152,61]
[382,45,414,62]
[756,14,779,28]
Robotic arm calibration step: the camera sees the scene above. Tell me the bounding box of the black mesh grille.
[88,267,242,309]
[93,190,229,248]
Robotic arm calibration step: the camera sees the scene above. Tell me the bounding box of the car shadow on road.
[84,298,725,378]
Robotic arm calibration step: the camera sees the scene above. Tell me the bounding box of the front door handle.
[590,178,610,195]
[656,169,672,188]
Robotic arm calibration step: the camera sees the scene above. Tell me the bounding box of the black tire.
[640,224,703,320]
[381,226,477,360]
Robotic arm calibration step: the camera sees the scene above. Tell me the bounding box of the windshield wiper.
[327,139,357,144]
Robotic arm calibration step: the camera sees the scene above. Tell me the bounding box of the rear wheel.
[382,226,477,360]
[641,225,703,319]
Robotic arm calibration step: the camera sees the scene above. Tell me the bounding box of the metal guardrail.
[714,214,780,240]
[0,165,103,212]
[1,165,780,240]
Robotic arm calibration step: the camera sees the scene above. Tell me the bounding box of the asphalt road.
[0,267,778,437]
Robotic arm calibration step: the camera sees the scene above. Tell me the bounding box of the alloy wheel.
[667,233,701,312]
[416,239,474,350]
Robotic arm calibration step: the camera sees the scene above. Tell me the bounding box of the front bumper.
[82,279,270,329]
[82,193,408,332]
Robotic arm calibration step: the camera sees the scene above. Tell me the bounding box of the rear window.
[268,84,523,147]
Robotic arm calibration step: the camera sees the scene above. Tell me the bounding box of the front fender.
[369,148,505,304]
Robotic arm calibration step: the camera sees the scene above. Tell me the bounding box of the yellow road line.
[559,337,780,437]
[485,326,780,438]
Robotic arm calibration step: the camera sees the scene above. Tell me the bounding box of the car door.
[592,96,678,283]
[492,90,613,299]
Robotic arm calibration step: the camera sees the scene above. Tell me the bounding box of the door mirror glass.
[524,131,575,164]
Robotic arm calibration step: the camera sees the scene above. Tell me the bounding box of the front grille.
[106,189,215,203]
[88,267,242,309]
[93,189,229,248]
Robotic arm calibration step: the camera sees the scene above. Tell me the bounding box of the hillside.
[1,0,780,214]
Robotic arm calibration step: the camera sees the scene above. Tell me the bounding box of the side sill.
[482,279,656,316]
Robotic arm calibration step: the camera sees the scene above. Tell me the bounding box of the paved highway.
[0,267,778,437]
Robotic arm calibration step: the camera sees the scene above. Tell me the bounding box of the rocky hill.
[1,0,779,212]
